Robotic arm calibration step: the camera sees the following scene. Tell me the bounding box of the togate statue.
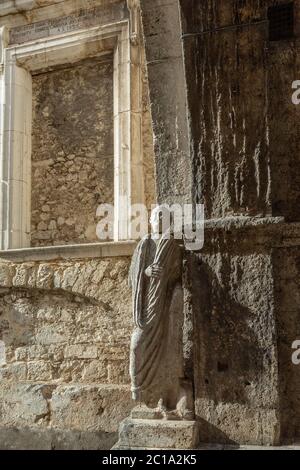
[128,205,194,420]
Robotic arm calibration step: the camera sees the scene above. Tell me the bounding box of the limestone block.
[0,426,53,450]
[26,345,47,360]
[0,362,26,382]
[12,265,29,287]
[0,426,116,450]
[196,402,280,446]
[14,347,27,361]
[36,306,59,321]
[0,264,13,287]
[81,360,108,382]
[64,344,98,360]
[27,361,53,381]
[51,385,133,433]
[35,324,70,345]
[114,418,199,449]
[0,383,50,427]
[36,264,54,289]
[61,265,81,290]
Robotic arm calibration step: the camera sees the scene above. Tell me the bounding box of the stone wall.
[180,0,300,221]
[140,0,300,446]
[140,0,192,205]
[0,256,134,449]
[0,0,156,449]
[192,220,281,445]
[274,245,300,441]
[31,57,114,246]
[176,0,300,444]
[141,47,156,209]
[4,0,300,449]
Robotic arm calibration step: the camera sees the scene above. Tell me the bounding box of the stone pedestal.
[113,418,199,450]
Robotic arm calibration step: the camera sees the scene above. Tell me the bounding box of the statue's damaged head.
[150,205,173,238]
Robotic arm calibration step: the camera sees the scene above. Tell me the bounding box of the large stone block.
[0,426,116,450]
[51,384,133,433]
[0,383,50,427]
[114,418,199,450]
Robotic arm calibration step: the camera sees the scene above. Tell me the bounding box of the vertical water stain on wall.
[31,57,114,246]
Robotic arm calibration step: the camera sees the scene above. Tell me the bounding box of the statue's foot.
[179,409,194,420]
[164,409,182,421]
[130,398,194,421]
[176,394,195,420]
[162,408,194,421]
[131,404,164,420]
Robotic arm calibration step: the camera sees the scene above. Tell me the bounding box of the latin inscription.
[9,3,128,45]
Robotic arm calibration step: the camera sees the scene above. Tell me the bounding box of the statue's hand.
[145,263,163,278]
[145,266,152,277]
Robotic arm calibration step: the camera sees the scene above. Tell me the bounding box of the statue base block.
[113,418,199,450]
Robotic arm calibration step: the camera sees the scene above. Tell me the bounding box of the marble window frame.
[0,17,144,250]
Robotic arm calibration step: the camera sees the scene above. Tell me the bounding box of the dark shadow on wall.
[190,253,277,445]
[273,247,300,442]
[196,417,238,447]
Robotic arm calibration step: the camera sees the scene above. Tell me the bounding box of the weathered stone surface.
[8,2,128,44]
[114,418,199,449]
[0,264,14,287]
[190,230,280,445]
[180,0,300,222]
[51,384,132,433]
[0,257,132,386]
[181,0,271,218]
[0,254,133,448]
[141,46,156,210]
[0,0,154,451]
[0,426,116,450]
[0,383,50,427]
[31,57,114,246]
[174,0,300,446]
[273,246,300,441]
[140,0,192,205]
[1,0,300,451]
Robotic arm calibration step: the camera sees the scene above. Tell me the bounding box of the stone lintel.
[0,241,136,262]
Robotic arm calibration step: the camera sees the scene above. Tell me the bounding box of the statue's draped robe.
[129,234,182,403]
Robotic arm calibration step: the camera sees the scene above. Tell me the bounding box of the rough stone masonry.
[0,0,300,450]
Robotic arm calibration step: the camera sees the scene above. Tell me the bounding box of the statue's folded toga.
[129,231,182,407]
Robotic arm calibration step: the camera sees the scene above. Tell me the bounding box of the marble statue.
[129,205,193,419]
